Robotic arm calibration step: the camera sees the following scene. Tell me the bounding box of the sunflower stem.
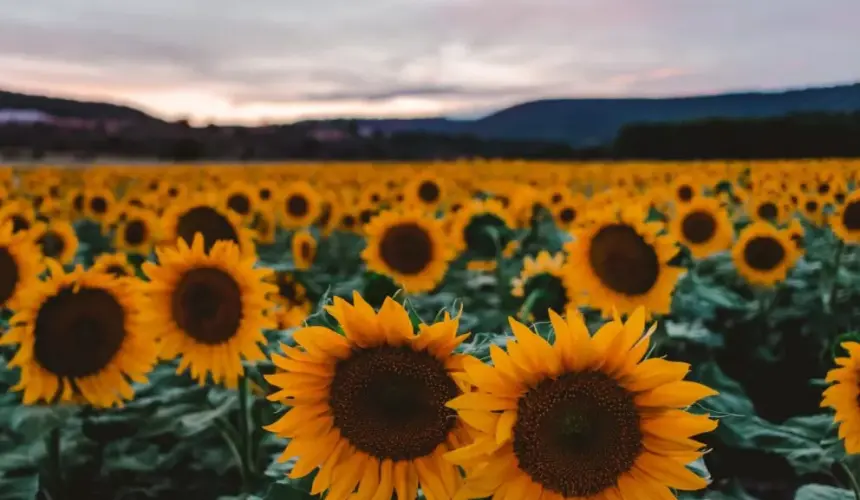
[838,460,860,499]
[237,372,255,492]
[518,290,544,323]
[825,239,845,314]
[45,426,63,500]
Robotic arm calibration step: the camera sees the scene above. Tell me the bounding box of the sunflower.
[268,271,311,311]
[264,293,471,499]
[256,180,279,207]
[732,222,798,287]
[160,193,255,257]
[564,207,683,317]
[786,218,806,251]
[223,181,258,222]
[446,308,717,500]
[799,193,826,226]
[0,263,158,407]
[115,208,159,255]
[0,200,36,235]
[449,199,515,262]
[31,221,79,265]
[831,191,860,244]
[92,252,137,280]
[140,234,275,388]
[85,187,118,225]
[0,223,44,310]
[748,196,786,225]
[822,341,860,453]
[251,211,278,245]
[671,175,698,204]
[511,251,573,321]
[404,174,445,211]
[291,230,317,270]
[362,210,454,293]
[279,181,322,229]
[552,195,586,231]
[670,197,734,259]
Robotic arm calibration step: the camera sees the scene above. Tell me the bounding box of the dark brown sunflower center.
[329,345,459,461]
[11,215,30,234]
[128,198,145,209]
[300,241,312,260]
[842,201,860,231]
[513,371,642,498]
[90,197,108,214]
[681,210,716,244]
[559,207,576,224]
[228,194,251,215]
[378,223,434,275]
[523,273,568,321]
[677,185,693,202]
[286,195,309,217]
[743,236,786,271]
[73,194,84,212]
[342,215,356,229]
[757,202,778,221]
[172,267,243,345]
[463,213,510,258]
[33,287,127,378]
[836,193,846,204]
[588,224,660,296]
[0,247,19,306]
[124,220,148,246]
[105,265,130,278]
[805,200,818,213]
[37,231,66,259]
[551,193,563,204]
[176,206,239,252]
[818,183,830,195]
[259,188,271,201]
[359,209,374,225]
[167,187,179,197]
[418,181,440,203]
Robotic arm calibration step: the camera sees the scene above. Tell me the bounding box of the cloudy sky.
[1,0,858,124]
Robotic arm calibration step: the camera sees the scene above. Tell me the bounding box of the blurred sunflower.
[85,187,117,225]
[92,252,137,280]
[749,195,787,225]
[291,230,317,270]
[822,342,860,453]
[223,181,258,222]
[256,180,278,206]
[404,174,445,211]
[265,294,470,499]
[140,235,275,388]
[670,197,734,259]
[115,208,159,255]
[31,221,79,265]
[0,264,158,407]
[267,270,312,323]
[564,208,683,317]
[279,181,322,229]
[0,222,43,310]
[251,211,277,245]
[0,200,36,235]
[446,308,717,500]
[161,193,255,256]
[511,251,572,321]
[786,218,806,251]
[831,191,860,244]
[732,222,798,287]
[450,199,515,263]
[671,175,698,204]
[362,210,454,293]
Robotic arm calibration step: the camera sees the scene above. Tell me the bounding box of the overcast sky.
[1,0,858,124]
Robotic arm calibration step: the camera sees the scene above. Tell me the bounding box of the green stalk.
[839,461,860,499]
[825,239,846,314]
[46,427,63,500]
[237,373,254,492]
[518,290,544,323]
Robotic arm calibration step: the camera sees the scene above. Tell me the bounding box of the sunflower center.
[681,210,716,244]
[90,197,108,214]
[0,247,19,305]
[300,241,312,260]
[105,265,130,278]
[464,213,510,259]
[286,195,309,217]
[379,223,433,275]
[836,193,846,204]
[11,215,30,234]
[757,202,778,221]
[124,220,148,246]
[276,276,302,304]
[168,187,179,197]
[33,287,127,378]
[172,267,243,345]
[342,214,356,229]
[523,273,568,321]
[677,185,693,202]
[73,195,84,212]
[805,200,818,213]
[842,201,860,231]
[559,207,576,224]
[259,188,271,201]
[176,206,239,252]
[329,345,459,461]
[228,194,251,215]
[819,183,831,195]
[743,236,786,271]
[588,224,660,296]
[418,181,440,203]
[551,193,563,204]
[513,371,642,498]
[360,209,374,225]
[38,231,66,259]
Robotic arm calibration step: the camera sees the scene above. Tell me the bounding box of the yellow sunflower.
[831,191,860,244]
[115,208,159,255]
[0,200,37,235]
[362,210,454,293]
[264,293,471,499]
[251,211,278,245]
[670,197,734,259]
[748,195,787,225]
[786,218,805,251]
[0,263,158,407]
[140,234,275,388]
[0,222,44,310]
[446,308,718,499]
[279,181,322,229]
[160,192,255,257]
[564,207,683,317]
[671,175,698,204]
[31,221,79,265]
[291,230,317,270]
[403,173,445,211]
[92,252,137,280]
[732,222,798,287]
[511,251,573,321]
[85,187,118,225]
[449,199,515,262]
[267,271,312,318]
[223,181,259,223]
[822,342,860,454]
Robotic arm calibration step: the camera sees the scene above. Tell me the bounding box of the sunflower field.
[2,160,860,500]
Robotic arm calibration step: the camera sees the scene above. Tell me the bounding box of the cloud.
[0,0,858,123]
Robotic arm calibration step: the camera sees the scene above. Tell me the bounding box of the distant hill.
[0,90,161,122]
[352,83,860,146]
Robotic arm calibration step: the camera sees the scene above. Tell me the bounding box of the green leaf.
[794,484,854,500]
[0,473,39,500]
